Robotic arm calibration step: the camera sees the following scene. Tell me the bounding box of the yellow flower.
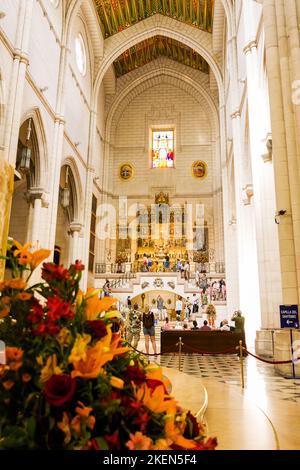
[73,402,96,431]
[13,241,33,265]
[126,432,152,450]
[71,326,129,379]
[68,334,91,364]
[29,249,51,269]
[40,354,63,383]
[57,412,71,444]
[151,438,172,450]
[0,279,27,290]
[57,327,71,346]
[110,376,124,389]
[164,417,197,449]
[134,383,177,414]
[36,356,43,366]
[83,288,117,321]
[13,240,32,257]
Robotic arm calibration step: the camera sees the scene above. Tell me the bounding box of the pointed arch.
[61,156,84,223]
[19,108,48,191]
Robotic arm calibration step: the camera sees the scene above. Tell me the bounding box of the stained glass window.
[152,130,174,168]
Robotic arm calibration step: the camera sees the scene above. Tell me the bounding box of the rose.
[125,366,146,385]
[44,374,76,407]
[183,410,200,439]
[86,320,107,339]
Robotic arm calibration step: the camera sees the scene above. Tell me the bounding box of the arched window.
[75,33,87,76]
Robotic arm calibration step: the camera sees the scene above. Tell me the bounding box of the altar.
[161,330,246,354]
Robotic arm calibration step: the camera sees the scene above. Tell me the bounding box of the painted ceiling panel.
[113,35,210,77]
[94,0,214,38]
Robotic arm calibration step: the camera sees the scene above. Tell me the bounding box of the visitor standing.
[143,306,157,356]
[126,303,142,348]
[231,310,245,333]
[175,296,183,321]
[157,295,164,321]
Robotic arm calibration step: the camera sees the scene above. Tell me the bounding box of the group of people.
[162,310,245,333]
[195,273,227,301]
[140,253,190,275]
[125,303,157,356]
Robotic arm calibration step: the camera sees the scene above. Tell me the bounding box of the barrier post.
[176,337,184,371]
[239,340,245,389]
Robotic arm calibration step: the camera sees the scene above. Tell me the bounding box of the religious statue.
[155,191,169,205]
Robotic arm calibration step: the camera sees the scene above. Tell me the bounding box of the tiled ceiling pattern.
[113,35,210,77]
[94,0,214,38]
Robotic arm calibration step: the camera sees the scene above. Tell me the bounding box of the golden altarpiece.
[115,192,208,271]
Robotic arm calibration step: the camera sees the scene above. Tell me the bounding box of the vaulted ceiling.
[94,0,214,38]
[113,35,210,77]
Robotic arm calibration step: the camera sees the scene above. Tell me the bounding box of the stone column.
[3,0,34,167]
[68,222,83,265]
[228,34,261,345]
[263,0,299,303]
[26,187,47,249]
[242,0,282,329]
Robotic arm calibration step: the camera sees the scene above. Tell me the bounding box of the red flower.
[44,374,76,407]
[90,439,101,450]
[86,320,107,339]
[104,431,121,450]
[125,366,146,385]
[70,260,85,272]
[28,299,44,323]
[194,437,218,450]
[33,321,60,336]
[146,378,166,392]
[46,296,73,321]
[133,411,150,433]
[184,411,200,439]
[42,263,70,282]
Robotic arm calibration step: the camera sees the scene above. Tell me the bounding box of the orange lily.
[0,279,27,290]
[29,249,51,269]
[126,432,152,450]
[71,326,129,379]
[13,240,32,256]
[164,417,198,449]
[57,412,71,444]
[134,383,177,414]
[83,288,117,320]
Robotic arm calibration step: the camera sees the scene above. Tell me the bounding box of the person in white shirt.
[175,297,183,321]
[220,319,230,331]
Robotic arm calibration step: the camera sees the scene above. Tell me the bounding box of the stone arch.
[19,108,48,191]
[106,61,219,146]
[94,14,224,103]
[61,156,84,224]
[65,0,104,68]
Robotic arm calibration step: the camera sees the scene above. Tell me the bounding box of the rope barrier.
[127,343,176,356]
[243,348,300,365]
[181,343,238,355]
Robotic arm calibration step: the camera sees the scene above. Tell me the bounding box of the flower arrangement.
[0,241,217,450]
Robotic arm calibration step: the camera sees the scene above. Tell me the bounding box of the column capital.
[26,187,49,206]
[69,221,83,233]
[243,39,258,55]
[230,109,241,120]
[242,184,254,206]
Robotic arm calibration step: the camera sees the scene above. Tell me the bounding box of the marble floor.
[133,323,300,449]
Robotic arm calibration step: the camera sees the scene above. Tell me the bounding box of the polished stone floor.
[133,323,300,449]
[134,323,300,405]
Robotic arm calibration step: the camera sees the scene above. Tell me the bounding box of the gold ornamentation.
[0,161,14,280]
[155,191,169,205]
[192,160,208,179]
[119,163,134,181]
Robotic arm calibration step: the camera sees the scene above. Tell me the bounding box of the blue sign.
[280,305,299,328]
